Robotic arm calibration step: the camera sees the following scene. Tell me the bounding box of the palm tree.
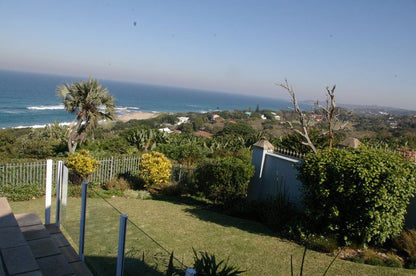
[57,77,115,153]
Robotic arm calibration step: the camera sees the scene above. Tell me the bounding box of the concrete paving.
[0,198,92,276]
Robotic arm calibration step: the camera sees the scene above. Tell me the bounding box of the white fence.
[0,160,55,190]
[0,156,140,188]
[89,156,140,183]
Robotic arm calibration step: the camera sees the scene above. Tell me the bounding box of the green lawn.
[10,196,416,276]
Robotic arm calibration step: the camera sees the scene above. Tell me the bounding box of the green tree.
[57,77,115,153]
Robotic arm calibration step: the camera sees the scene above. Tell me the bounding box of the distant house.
[271,112,281,120]
[245,112,252,116]
[159,127,173,133]
[387,117,398,128]
[176,117,189,125]
[261,114,267,120]
[209,114,220,121]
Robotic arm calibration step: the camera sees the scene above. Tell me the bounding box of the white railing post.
[55,161,63,227]
[79,182,88,262]
[60,165,68,225]
[45,159,53,225]
[116,214,128,276]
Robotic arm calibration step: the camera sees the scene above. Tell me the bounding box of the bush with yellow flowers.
[139,151,171,190]
[65,149,100,181]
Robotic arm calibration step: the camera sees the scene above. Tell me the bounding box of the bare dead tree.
[276,79,317,154]
[315,85,350,149]
[315,85,336,149]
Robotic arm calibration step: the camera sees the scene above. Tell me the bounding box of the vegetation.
[139,151,172,191]
[192,248,246,276]
[57,77,115,152]
[65,149,100,182]
[298,147,416,245]
[195,157,254,205]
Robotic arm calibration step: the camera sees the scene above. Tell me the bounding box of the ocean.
[0,70,291,129]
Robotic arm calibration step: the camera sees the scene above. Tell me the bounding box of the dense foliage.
[65,149,101,181]
[139,151,172,190]
[2,184,44,201]
[195,157,254,204]
[297,147,416,245]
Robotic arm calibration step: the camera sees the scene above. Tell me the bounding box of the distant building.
[159,127,173,133]
[176,117,189,125]
[387,117,398,128]
[209,114,220,121]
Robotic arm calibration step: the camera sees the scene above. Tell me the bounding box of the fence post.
[178,164,182,183]
[79,182,88,262]
[55,161,63,227]
[116,214,128,276]
[45,159,53,225]
[60,165,69,225]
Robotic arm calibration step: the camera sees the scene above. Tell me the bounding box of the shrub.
[195,157,254,204]
[139,151,171,190]
[304,234,339,253]
[137,190,152,200]
[362,250,385,266]
[103,177,131,191]
[393,229,416,257]
[65,149,100,181]
[192,248,245,276]
[298,147,416,245]
[2,184,44,201]
[384,254,403,268]
[123,189,139,199]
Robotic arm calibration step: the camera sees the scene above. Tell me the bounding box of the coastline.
[116,111,159,122]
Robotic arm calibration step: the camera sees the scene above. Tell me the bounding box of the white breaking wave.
[27,105,65,110]
[115,106,140,112]
[11,121,72,129]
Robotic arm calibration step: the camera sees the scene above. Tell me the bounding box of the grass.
[10,196,416,276]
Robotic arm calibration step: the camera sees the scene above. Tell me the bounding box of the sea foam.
[27,105,64,110]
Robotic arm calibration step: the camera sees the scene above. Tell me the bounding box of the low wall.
[248,142,303,208]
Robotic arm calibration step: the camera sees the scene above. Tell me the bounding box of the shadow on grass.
[153,195,278,238]
[86,254,184,276]
[152,194,212,208]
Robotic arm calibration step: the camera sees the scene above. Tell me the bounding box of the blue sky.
[1,0,415,110]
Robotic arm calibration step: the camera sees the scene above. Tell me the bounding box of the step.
[0,197,92,276]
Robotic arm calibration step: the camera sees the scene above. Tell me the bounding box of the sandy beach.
[116,111,159,122]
